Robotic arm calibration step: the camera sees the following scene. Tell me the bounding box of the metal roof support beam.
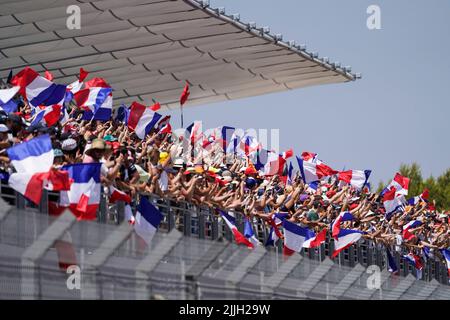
[329,263,366,299]
[357,269,391,300]
[264,254,302,296]
[225,246,266,299]
[382,274,416,300]
[296,257,334,299]
[415,279,440,300]
[20,210,76,300]
[82,221,134,299]
[186,241,229,279]
[134,229,183,300]
[226,246,266,285]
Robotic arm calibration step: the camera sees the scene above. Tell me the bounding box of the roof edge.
[183,0,360,82]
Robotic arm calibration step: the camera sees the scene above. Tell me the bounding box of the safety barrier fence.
[0,182,448,286]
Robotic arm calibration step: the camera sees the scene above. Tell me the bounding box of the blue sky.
[168,0,450,186]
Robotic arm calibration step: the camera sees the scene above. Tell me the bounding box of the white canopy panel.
[0,0,357,109]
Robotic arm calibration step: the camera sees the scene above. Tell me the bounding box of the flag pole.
[180,104,184,128]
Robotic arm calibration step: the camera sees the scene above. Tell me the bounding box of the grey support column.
[21,211,76,299]
[135,230,182,300]
[16,192,25,209]
[356,269,390,300]
[265,254,302,297]
[329,263,365,299]
[83,221,134,299]
[38,189,48,214]
[225,246,266,299]
[382,274,416,300]
[297,258,334,299]
[414,279,440,300]
[186,241,230,299]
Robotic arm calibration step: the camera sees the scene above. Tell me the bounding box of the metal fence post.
[184,210,191,237]
[198,211,205,239]
[168,208,175,231]
[212,215,219,240]
[16,191,25,210]
[348,246,355,267]
[98,192,107,223]
[116,201,125,225]
[38,189,48,214]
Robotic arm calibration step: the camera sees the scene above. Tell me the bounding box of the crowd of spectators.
[0,88,449,272]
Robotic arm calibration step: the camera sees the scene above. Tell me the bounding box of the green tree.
[395,163,450,211]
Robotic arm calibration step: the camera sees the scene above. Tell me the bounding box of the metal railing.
[1,182,448,285]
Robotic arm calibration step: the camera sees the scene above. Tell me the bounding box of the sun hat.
[85,139,106,156]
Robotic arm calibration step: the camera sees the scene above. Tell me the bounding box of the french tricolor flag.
[402,220,422,241]
[331,211,354,239]
[407,189,429,206]
[286,162,294,186]
[125,204,135,225]
[134,197,163,245]
[67,68,89,95]
[158,122,172,135]
[265,226,279,247]
[241,134,261,157]
[30,104,62,127]
[7,135,71,204]
[383,173,410,196]
[0,86,20,113]
[403,252,423,279]
[282,219,309,256]
[75,86,112,121]
[386,247,399,275]
[296,156,337,184]
[338,170,371,190]
[243,217,261,248]
[220,210,254,249]
[114,104,130,124]
[441,249,450,277]
[59,163,101,220]
[301,151,319,163]
[109,185,131,204]
[221,126,235,152]
[383,186,405,215]
[186,121,203,145]
[157,115,171,131]
[303,228,327,249]
[127,102,162,139]
[10,67,66,107]
[331,229,364,258]
[264,212,287,247]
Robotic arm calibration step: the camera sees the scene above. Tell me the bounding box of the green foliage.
[380,163,450,210]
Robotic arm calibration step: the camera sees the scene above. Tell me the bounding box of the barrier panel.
[0,183,448,286]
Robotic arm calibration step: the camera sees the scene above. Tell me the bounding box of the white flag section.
[332,229,364,258]
[134,197,163,245]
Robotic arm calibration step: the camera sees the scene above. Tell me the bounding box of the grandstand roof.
[0,0,358,109]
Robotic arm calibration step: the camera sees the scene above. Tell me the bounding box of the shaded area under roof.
[0,0,357,109]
